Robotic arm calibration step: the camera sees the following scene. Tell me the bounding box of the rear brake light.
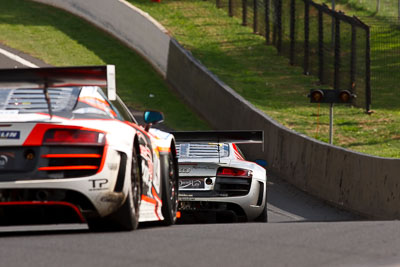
[43,129,105,145]
[41,154,102,158]
[217,167,252,178]
[38,166,99,171]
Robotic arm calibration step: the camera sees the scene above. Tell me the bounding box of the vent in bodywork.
[1,87,78,113]
[0,188,97,225]
[38,146,104,178]
[0,146,104,181]
[176,143,229,158]
[215,177,252,197]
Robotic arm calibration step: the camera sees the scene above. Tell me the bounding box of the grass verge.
[0,0,209,130]
[314,0,400,22]
[129,0,400,158]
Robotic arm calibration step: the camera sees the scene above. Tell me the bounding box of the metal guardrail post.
[352,15,372,112]
[304,1,309,74]
[398,0,400,24]
[265,0,270,44]
[350,24,357,94]
[331,0,335,48]
[318,9,324,83]
[329,103,334,144]
[243,0,248,26]
[253,0,258,33]
[277,0,282,52]
[290,0,295,65]
[334,15,341,90]
[366,26,372,113]
[272,0,277,45]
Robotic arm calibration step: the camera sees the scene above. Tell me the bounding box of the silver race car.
[0,65,179,231]
[173,131,267,223]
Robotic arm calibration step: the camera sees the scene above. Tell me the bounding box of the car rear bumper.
[0,148,129,220]
[179,178,266,221]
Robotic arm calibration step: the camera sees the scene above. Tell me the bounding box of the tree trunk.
[376,0,380,13]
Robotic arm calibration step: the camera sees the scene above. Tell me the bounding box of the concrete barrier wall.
[33,0,171,76]
[31,0,400,219]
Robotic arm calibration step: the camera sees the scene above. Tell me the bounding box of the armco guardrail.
[32,0,400,219]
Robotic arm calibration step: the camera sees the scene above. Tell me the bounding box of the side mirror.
[144,110,164,130]
[255,159,267,168]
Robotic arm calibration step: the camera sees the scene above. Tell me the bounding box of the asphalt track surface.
[0,32,400,267]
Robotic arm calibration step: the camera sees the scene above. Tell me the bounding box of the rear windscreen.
[0,87,79,113]
[176,143,230,158]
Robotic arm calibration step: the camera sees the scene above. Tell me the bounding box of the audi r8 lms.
[0,65,179,231]
[173,131,267,223]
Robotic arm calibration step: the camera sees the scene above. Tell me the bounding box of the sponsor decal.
[89,178,109,191]
[179,167,191,174]
[179,179,204,189]
[0,131,20,139]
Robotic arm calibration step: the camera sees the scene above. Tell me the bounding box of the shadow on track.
[175,173,363,225]
[0,224,89,238]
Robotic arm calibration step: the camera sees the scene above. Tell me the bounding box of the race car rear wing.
[0,65,116,117]
[171,130,264,144]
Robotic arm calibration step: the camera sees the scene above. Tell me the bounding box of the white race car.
[0,65,179,231]
[173,131,267,223]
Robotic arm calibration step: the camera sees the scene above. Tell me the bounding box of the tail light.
[215,167,252,197]
[39,128,106,178]
[217,167,252,178]
[43,129,105,145]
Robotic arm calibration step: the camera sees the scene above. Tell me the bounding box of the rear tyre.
[88,145,141,231]
[160,151,179,226]
[254,192,268,222]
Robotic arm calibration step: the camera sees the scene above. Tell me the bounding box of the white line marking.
[268,205,304,221]
[0,48,38,68]
[119,0,169,34]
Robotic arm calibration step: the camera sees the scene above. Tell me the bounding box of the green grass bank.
[129,0,400,158]
[0,0,209,130]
